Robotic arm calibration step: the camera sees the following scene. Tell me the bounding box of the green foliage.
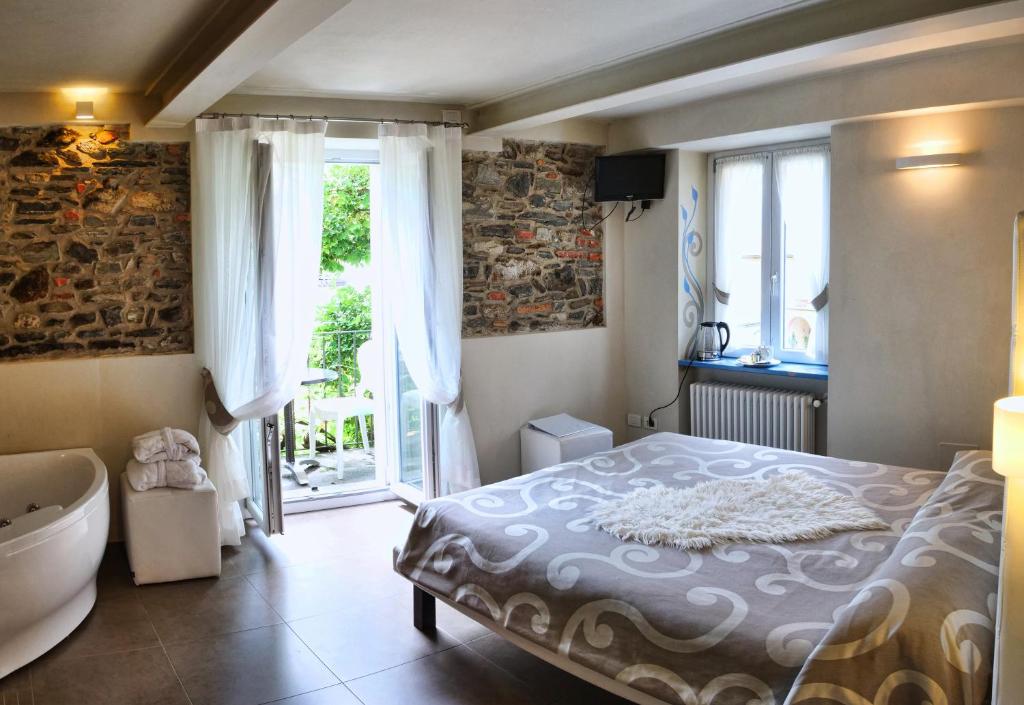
[315,285,372,337]
[320,164,371,273]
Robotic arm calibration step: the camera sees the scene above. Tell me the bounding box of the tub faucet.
[0,518,10,528]
[26,503,40,513]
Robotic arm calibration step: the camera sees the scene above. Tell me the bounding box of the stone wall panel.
[462,139,604,337]
[0,124,192,361]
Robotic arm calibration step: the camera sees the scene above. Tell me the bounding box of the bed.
[394,432,1003,705]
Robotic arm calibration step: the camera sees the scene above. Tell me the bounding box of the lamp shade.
[993,397,1024,477]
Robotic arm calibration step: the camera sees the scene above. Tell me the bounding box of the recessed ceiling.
[237,0,819,106]
[0,0,223,93]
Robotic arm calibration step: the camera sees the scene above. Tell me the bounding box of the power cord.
[582,200,620,230]
[648,355,696,430]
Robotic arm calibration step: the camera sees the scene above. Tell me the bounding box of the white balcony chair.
[309,338,379,478]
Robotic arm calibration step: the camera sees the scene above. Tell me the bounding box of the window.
[710,142,830,364]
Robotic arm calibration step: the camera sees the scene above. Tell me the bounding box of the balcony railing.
[308,328,372,398]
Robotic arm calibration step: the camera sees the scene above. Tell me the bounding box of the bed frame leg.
[413,585,436,634]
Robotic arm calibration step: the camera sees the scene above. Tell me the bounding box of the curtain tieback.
[713,285,730,305]
[449,377,466,414]
[810,284,829,312]
[200,368,240,434]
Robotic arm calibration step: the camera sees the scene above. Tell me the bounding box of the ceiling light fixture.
[895,152,963,170]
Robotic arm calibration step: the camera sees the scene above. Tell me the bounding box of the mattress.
[395,432,1003,705]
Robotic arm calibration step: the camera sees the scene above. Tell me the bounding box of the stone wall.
[462,139,604,337]
[0,124,192,361]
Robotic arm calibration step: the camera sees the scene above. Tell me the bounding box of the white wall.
[622,151,678,441]
[462,325,625,487]
[619,151,708,442]
[0,91,188,141]
[829,106,1024,469]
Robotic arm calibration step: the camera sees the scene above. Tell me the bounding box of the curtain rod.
[198,111,470,129]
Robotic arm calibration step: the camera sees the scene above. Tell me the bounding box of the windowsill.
[680,357,829,381]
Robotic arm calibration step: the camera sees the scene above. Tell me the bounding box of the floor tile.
[165,623,337,705]
[246,556,405,622]
[288,596,459,681]
[286,503,414,563]
[0,664,33,705]
[39,595,160,662]
[226,502,414,578]
[466,634,633,705]
[32,646,189,705]
[346,645,537,705]
[139,575,281,644]
[266,683,363,705]
[220,523,295,577]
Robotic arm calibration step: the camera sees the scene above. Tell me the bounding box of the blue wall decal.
[681,186,704,359]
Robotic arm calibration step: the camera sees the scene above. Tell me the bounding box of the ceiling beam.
[145,0,351,128]
[470,0,1022,134]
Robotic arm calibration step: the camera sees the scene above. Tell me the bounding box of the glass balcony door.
[379,340,436,505]
[243,141,439,524]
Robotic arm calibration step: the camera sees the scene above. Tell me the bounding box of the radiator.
[689,382,816,452]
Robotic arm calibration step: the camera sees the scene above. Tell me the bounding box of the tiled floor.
[0,501,632,705]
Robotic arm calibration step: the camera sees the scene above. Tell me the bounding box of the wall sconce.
[61,86,106,121]
[75,101,94,120]
[895,153,962,170]
[994,397,1024,477]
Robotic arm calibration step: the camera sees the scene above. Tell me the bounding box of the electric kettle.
[696,321,731,360]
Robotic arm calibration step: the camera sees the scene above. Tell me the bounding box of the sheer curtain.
[713,155,766,346]
[775,146,830,361]
[193,117,326,544]
[377,123,480,496]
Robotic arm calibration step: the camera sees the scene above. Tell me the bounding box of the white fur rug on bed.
[589,472,887,550]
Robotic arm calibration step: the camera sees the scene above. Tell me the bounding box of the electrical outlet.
[627,413,641,428]
[643,415,658,430]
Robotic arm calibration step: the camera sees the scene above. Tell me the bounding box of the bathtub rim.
[1,447,108,557]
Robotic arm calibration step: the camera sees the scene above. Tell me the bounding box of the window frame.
[706,138,831,365]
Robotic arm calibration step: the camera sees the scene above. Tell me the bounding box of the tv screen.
[594,153,666,202]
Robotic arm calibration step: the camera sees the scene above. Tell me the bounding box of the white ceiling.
[237,0,818,106]
[0,0,221,92]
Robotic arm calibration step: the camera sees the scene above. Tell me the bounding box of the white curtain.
[377,123,480,496]
[713,155,766,317]
[193,117,326,544]
[775,146,830,361]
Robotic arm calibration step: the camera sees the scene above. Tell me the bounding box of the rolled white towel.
[132,427,200,463]
[126,458,208,492]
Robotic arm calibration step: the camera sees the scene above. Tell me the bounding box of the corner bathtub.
[0,448,109,678]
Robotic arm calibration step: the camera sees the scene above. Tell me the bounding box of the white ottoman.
[120,473,221,585]
[521,416,613,474]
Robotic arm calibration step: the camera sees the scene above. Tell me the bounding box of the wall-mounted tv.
[594,153,666,202]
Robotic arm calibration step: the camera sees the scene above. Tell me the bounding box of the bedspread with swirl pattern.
[395,433,1003,705]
